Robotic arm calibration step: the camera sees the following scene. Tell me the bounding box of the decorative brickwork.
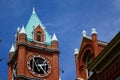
[75,29,120,80]
[8,8,60,80]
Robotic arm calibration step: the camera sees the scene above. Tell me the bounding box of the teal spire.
[25,8,52,45]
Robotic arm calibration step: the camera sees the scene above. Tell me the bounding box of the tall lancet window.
[83,49,93,78]
[83,50,92,66]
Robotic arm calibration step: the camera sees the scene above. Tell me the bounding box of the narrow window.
[37,34,41,42]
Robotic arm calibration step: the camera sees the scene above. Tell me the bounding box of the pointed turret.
[25,8,52,45]
[20,25,26,34]
[25,7,44,41]
[15,27,21,43]
[52,33,58,48]
[52,33,58,41]
[8,44,15,80]
[9,44,15,61]
[33,7,36,14]
[9,44,15,53]
[19,25,26,42]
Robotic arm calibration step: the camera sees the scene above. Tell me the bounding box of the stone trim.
[16,74,43,80]
[18,42,59,53]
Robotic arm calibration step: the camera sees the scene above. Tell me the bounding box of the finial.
[20,25,26,34]
[91,28,97,35]
[82,30,87,37]
[33,7,36,14]
[74,48,79,55]
[52,33,58,41]
[17,27,20,32]
[9,44,15,53]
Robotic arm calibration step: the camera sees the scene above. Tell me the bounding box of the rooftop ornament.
[82,30,87,37]
[91,28,97,35]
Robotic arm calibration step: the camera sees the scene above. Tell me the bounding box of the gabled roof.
[78,35,108,56]
[78,36,93,55]
[25,8,52,45]
[87,32,120,73]
[84,36,108,46]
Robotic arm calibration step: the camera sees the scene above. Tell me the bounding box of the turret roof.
[25,8,52,45]
[9,44,15,53]
[52,33,58,41]
[20,25,26,34]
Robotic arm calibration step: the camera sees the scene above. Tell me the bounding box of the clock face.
[27,54,51,77]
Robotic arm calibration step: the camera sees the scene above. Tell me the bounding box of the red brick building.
[8,8,60,80]
[74,28,120,80]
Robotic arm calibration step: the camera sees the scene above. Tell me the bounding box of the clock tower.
[8,8,60,80]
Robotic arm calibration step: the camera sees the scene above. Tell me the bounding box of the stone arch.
[82,49,93,66]
[80,44,93,61]
[80,44,94,78]
[79,44,94,68]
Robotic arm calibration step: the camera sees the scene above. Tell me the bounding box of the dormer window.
[33,25,45,43]
[35,31,42,42]
[37,34,41,42]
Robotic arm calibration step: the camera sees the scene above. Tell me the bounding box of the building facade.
[8,8,60,80]
[74,28,120,80]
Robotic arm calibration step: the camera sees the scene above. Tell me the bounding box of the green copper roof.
[25,10,52,45]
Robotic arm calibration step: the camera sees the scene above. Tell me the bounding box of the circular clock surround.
[27,54,51,78]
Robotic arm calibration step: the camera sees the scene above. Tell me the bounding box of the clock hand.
[41,61,47,66]
[41,61,48,72]
[40,63,47,66]
[32,58,34,71]
[33,58,40,71]
[39,64,47,74]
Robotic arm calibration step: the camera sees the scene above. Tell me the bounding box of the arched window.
[83,50,93,66]
[85,53,92,66]
[33,25,45,42]
[35,31,42,42]
[83,49,93,78]
[37,34,41,42]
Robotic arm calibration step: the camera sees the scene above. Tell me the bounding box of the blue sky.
[0,0,120,80]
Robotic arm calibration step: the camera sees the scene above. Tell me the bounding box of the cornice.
[7,42,60,65]
[17,42,60,53]
[16,74,43,80]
